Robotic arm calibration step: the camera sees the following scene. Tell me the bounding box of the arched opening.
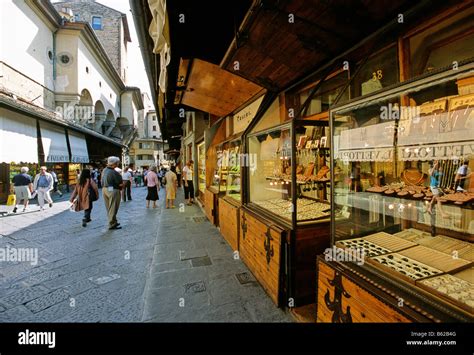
[79,89,92,106]
[76,89,94,125]
[110,121,123,140]
[117,116,133,141]
[102,110,115,135]
[93,100,105,131]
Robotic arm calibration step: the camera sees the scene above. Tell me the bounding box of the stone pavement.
[0,185,293,322]
[142,193,292,323]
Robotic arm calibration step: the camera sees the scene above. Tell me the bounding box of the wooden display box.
[204,188,217,225]
[218,197,240,251]
[292,222,330,306]
[316,257,473,323]
[317,258,412,323]
[239,208,286,306]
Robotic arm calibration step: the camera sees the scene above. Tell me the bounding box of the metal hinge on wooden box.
[241,214,247,240]
[264,226,274,264]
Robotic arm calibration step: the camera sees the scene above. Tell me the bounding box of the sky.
[52,0,154,109]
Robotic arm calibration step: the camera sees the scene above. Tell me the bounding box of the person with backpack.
[70,168,99,227]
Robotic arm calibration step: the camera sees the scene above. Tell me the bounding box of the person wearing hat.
[101,156,123,230]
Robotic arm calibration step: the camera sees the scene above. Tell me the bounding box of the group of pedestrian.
[10,157,198,231]
[11,166,61,213]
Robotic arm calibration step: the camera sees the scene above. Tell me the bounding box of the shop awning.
[176,59,265,117]
[0,110,38,163]
[39,121,69,163]
[68,130,90,163]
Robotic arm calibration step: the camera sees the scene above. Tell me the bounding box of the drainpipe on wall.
[53,30,58,83]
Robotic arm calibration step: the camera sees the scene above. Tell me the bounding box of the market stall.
[217,95,265,251]
[239,79,341,307]
[320,59,474,323]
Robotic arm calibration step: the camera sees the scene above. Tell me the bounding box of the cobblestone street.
[0,186,291,322]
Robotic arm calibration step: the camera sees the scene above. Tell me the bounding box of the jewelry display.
[397,245,472,273]
[253,198,330,221]
[419,274,474,310]
[370,253,443,280]
[337,238,391,257]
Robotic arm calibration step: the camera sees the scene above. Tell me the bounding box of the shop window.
[350,45,398,98]
[92,16,102,30]
[408,7,474,78]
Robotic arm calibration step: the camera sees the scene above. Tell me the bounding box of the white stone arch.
[75,89,94,124]
[79,89,93,106]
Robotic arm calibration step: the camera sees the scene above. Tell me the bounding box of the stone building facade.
[53,0,131,83]
[129,93,164,169]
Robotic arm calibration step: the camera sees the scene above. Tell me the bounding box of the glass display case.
[68,163,81,186]
[197,141,206,195]
[247,121,332,226]
[331,67,474,316]
[210,138,244,200]
[210,144,227,193]
[225,140,242,202]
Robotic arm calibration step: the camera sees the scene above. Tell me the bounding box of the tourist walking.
[91,168,99,186]
[49,168,63,197]
[70,169,99,227]
[121,167,133,202]
[33,166,54,210]
[182,160,195,205]
[144,165,160,208]
[134,169,141,187]
[157,165,164,187]
[101,157,123,230]
[164,165,178,208]
[97,167,102,188]
[11,167,33,213]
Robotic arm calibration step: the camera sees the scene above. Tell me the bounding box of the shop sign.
[71,156,89,163]
[233,96,264,134]
[336,148,393,162]
[399,141,474,161]
[46,155,69,163]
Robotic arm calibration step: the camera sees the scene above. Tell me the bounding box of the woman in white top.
[182,160,194,205]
